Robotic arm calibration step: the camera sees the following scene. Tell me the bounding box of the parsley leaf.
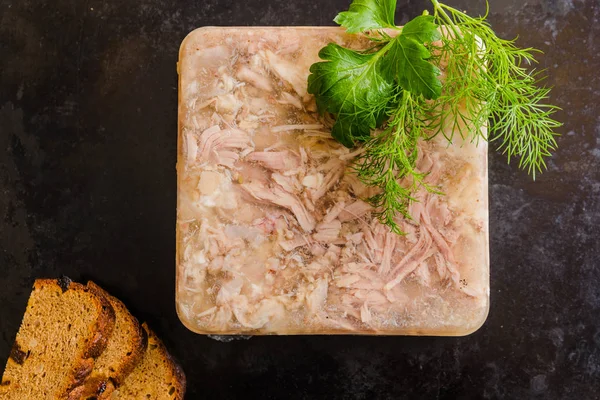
[307,13,441,147]
[389,17,442,99]
[400,13,440,42]
[307,43,396,147]
[334,0,398,33]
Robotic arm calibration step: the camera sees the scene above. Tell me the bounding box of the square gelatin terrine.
[176,27,489,335]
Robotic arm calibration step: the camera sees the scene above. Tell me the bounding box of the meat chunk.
[306,278,328,314]
[272,173,301,193]
[279,235,310,251]
[240,182,316,232]
[236,66,274,92]
[263,50,308,97]
[338,200,373,222]
[312,220,342,243]
[310,163,345,202]
[385,228,433,291]
[246,151,301,171]
[378,231,396,275]
[323,201,346,223]
[214,150,239,168]
[198,125,252,164]
[215,128,252,150]
[198,125,222,160]
[277,92,303,109]
[301,173,324,189]
[231,296,286,330]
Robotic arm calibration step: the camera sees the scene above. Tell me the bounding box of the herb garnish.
[307,0,561,234]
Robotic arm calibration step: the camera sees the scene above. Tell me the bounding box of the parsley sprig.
[307,0,561,234]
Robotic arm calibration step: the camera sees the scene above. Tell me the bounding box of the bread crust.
[88,282,147,383]
[69,282,148,400]
[142,323,187,400]
[1,278,116,399]
[51,279,116,396]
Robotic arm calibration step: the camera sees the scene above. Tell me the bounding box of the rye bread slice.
[68,282,148,400]
[0,278,115,399]
[110,323,186,400]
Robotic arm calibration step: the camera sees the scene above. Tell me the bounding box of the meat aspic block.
[176,27,489,335]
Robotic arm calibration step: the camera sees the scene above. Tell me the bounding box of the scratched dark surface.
[1,0,599,398]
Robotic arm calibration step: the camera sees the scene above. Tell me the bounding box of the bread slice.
[68,282,148,399]
[110,323,186,400]
[0,277,115,399]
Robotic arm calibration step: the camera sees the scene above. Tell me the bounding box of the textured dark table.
[1,0,599,398]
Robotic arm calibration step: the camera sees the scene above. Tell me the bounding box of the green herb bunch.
[307,0,561,234]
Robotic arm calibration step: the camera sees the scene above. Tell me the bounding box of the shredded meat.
[241,182,316,232]
[246,151,301,171]
[177,28,489,334]
[237,65,274,92]
[338,200,373,222]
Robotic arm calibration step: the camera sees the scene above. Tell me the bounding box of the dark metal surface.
[1,0,599,398]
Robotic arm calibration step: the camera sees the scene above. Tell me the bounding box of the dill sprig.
[428,0,561,177]
[354,92,433,234]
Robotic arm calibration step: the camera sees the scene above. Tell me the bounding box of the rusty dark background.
[1,0,599,398]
